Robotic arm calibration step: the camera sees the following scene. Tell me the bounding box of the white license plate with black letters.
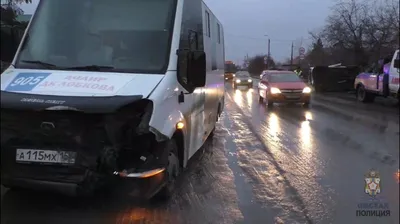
[16,149,76,164]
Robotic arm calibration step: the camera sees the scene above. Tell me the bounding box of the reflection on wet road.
[1,82,399,224]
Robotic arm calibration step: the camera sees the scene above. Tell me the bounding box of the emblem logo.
[365,170,381,197]
[40,122,55,130]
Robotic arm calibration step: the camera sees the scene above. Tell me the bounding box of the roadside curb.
[311,100,399,135]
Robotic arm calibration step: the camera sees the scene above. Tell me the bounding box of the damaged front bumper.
[1,168,167,198]
[1,100,169,198]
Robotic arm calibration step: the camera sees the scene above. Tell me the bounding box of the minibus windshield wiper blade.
[21,60,58,69]
[65,65,114,71]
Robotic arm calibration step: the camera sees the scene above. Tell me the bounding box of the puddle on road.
[222,100,311,224]
[226,91,333,223]
[222,113,279,224]
[227,85,399,224]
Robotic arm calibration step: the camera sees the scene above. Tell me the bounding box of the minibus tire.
[155,140,180,200]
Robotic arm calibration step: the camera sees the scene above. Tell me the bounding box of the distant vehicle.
[354,49,399,103]
[233,71,253,89]
[1,0,225,200]
[225,61,237,81]
[259,70,280,80]
[258,71,312,107]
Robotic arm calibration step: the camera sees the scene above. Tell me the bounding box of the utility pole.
[290,41,294,70]
[267,38,271,69]
[264,35,270,70]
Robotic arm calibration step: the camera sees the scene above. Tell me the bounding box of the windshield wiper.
[21,60,57,69]
[65,65,114,71]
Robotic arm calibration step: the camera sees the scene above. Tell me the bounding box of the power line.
[224,33,313,42]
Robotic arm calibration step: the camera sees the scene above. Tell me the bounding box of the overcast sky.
[19,0,334,64]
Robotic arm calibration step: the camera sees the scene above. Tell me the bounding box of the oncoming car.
[258,71,311,107]
[233,71,253,89]
[224,61,236,81]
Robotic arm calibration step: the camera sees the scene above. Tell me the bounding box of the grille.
[1,109,105,147]
[280,89,303,93]
[279,89,303,99]
[1,109,108,181]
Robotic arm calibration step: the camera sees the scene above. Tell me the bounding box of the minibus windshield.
[15,0,177,74]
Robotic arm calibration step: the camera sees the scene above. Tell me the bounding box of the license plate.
[286,95,300,99]
[16,149,76,164]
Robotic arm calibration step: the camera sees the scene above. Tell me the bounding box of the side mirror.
[177,50,206,93]
[394,59,400,69]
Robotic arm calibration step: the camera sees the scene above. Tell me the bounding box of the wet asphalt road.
[1,80,399,224]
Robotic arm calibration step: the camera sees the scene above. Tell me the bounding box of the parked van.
[0,0,225,200]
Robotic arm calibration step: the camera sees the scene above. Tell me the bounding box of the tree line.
[1,0,31,71]
[247,0,399,74]
[306,0,399,67]
[1,0,31,25]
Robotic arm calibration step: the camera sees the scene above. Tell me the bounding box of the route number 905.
[5,72,51,91]
[9,76,45,86]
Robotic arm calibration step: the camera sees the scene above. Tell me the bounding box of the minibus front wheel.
[155,139,180,200]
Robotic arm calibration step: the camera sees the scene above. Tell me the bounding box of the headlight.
[270,87,281,94]
[233,74,236,77]
[248,79,252,82]
[302,87,312,93]
[236,79,241,83]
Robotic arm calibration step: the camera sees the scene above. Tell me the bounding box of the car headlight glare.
[270,87,281,94]
[303,87,312,93]
[236,79,241,83]
[248,79,252,82]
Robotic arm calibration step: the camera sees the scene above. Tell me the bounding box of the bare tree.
[306,38,330,66]
[364,0,399,58]
[248,55,276,75]
[311,0,399,66]
[323,0,370,65]
[1,0,32,72]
